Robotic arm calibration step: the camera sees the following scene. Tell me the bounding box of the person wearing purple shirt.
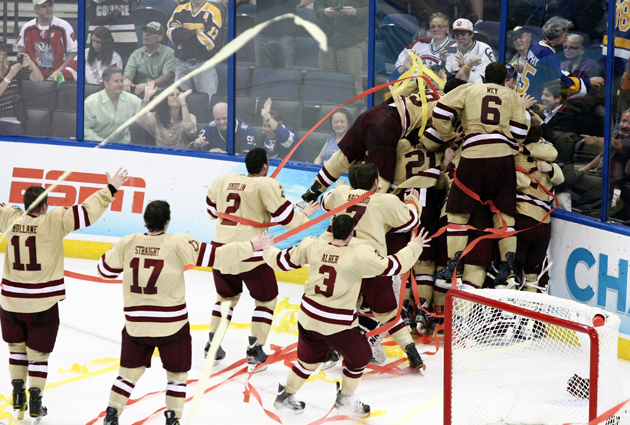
[560,34,599,80]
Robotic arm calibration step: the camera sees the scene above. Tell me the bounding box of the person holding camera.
[314,0,368,97]
[0,42,43,136]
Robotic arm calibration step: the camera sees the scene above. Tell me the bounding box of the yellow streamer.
[392,394,443,425]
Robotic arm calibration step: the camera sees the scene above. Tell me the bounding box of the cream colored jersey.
[439,146,462,219]
[0,187,115,313]
[206,173,309,274]
[320,186,420,255]
[391,90,442,140]
[263,237,423,335]
[423,83,530,158]
[392,138,444,195]
[98,233,255,337]
[515,142,564,223]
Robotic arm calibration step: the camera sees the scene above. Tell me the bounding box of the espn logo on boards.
[10,168,146,214]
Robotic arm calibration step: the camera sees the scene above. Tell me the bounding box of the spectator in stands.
[505,64,518,90]
[314,0,368,97]
[167,0,223,106]
[88,0,138,61]
[314,108,351,165]
[134,0,178,18]
[541,81,578,139]
[255,0,299,68]
[84,67,142,143]
[85,27,123,85]
[580,110,630,179]
[561,34,599,79]
[123,22,176,95]
[259,98,308,162]
[0,45,43,136]
[192,102,257,154]
[444,18,495,83]
[17,0,78,81]
[509,26,531,74]
[390,13,456,82]
[138,81,197,148]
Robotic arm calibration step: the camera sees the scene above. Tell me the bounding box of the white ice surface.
[0,254,628,425]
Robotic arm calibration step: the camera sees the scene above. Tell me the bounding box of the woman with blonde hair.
[0,42,43,135]
[139,81,197,148]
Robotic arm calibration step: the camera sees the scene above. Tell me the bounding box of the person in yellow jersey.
[98,200,274,425]
[264,215,431,418]
[205,147,319,372]
[0,168,128,421]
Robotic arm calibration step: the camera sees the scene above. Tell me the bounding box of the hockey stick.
[184,300,231,425]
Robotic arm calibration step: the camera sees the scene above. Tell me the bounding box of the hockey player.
[0,168,128,421]
[423,62,531,289]
[517,16,604,103]
[205,147,319,371]
[319,163,425,370]
[265,215,431,418]
[301,87,442,203]
[514,131,564,292]
[98,200,273,425]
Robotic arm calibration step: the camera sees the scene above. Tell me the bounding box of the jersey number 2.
[11,235,41,271]
[223,193,241,226]
[130,258,164,295]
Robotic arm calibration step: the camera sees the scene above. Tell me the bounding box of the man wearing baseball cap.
[123,21,177,95]
[509,26,532,74]
[17,0,78,81]
[443,18,495,83]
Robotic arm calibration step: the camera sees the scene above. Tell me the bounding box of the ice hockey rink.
[1,254,630,425]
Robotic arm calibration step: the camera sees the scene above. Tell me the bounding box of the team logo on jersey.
[9,167,146,214]
[188,239,199,252]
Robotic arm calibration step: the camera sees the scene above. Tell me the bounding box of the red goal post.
[444,289,625,425]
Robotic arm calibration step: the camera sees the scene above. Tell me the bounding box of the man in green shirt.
[123,22,177,96]
[84,67,142,144]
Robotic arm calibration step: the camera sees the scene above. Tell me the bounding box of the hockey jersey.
[17,17,78,80]
[0,187,115,313]
[167,1,223,60]
[197,118,256,154]
[263,237,423,335]
[517,39,590,103]
[320,186,419,256]
[394,36,456,71]
[390,90,442,140]
[515,141,564,223]
[424,83,530,159]
[438,145,462,219]
[444,40,495,83]
[98,233,255,337]
[392,138,443,195]
[206,173,308,274]
[603,0,630,64]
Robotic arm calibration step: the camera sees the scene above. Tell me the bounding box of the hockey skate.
[320,348,339,371]
[11,379,26,420]
[435,252,464,289]
[273,384,305,414]
[367,332,386,364]
[28,387,47,424]
[203,331,226,366]
[402,299,418,331]
[103,407,119,425]
[165,410,180,425]
[334,382,370,419]
[246,336,268,373]
[404,343,425,374]
[567,374,589,399]
[299,181,324,206]
[494,253,520,290]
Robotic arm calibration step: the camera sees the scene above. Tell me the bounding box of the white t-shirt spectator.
[445,40,495,83]
[84,48,123,85]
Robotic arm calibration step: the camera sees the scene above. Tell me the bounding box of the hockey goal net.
[444,288,627,425]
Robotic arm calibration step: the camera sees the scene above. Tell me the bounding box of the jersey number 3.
[130,258,164,295]
[315,265,337,297]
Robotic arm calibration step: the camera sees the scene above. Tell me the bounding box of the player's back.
[104,232,197,338]
[393,138,443,191]
[321,186,417,255]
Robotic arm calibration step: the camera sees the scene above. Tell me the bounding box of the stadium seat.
[216,64,252,96]
[56,82,78,112]
[251,68,302,100]
[296,8,318,37]
[382,14,420,36]
[187,92,211,122]
[474,31,497,50]
[255,99,303,129]
[236,14,256,35]
[25,109,51,137]
[250,124,264,142]
[236,4,256,16]
[130,122,155,146]
[23,80,57,110]
[584,44,603,64]
[298,130,331,163]
[375,23,416,65]
[295,37,320,70]
[84,83,104,99]
[236,38,256,66]
[475,21,500,50]
[50,111,77,139]
[302,71,355,105]
[209,95,258,126]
